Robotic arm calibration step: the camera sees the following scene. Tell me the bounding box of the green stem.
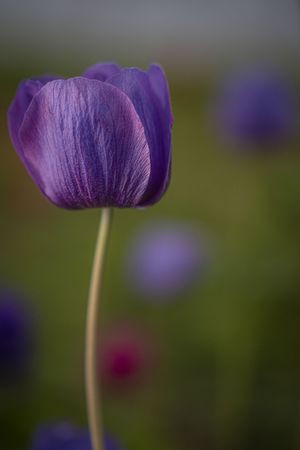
[85,208,113,450]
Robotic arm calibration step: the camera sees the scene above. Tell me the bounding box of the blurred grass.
[1,72,300,450]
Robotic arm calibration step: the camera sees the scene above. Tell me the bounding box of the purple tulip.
[8,62,172,209]
[217,68,296,146]
[125,223,205,300]
[0,288,33,380]
[30,423,124,450]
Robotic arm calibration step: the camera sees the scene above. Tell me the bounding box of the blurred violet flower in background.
[216,68,296,147]
[99,323,155,390]
[0,288,34,381]
[125,222,206,301]
[7,62,172,209]
[30,423,124,450]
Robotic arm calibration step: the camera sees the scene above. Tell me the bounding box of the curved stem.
[85,208,113,450]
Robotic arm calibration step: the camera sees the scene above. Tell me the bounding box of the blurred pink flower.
[99,323,156,390]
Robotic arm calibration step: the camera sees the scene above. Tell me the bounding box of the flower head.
[0,288,33,380]
[30,423,124,450]
[217,68,296,147]
[125,222,205,301]
[100,323,155,389]
[8,63,172,209]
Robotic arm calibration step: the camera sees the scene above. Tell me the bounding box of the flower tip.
[30,422,124,450]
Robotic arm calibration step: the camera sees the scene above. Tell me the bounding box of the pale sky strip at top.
[0,0,299,69]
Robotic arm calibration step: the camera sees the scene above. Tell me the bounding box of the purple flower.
[8,62,172,209]
[217,68,296,146]
[125,223,205,300]
[30,423,124,450]
[0,288,33,380]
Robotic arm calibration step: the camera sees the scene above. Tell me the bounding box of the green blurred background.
[1,1,300,449]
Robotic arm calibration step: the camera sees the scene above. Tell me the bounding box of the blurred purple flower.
[30,423,124,450]
[217,68,296,146]
[125,223,205,301]
[0,288,33,380]
[100,323,155,389]
[8,62,172,209]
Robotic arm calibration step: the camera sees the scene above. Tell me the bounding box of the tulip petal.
[83,62,121,82]
[108,68,172,206]
[147,64,174,127]
[7,75,59,160]
[19,77,151,209]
